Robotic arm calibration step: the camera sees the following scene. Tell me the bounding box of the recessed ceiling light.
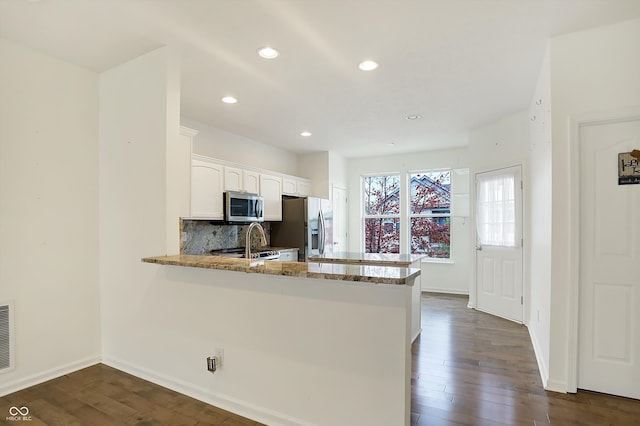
[300,131,312,137]
[221,96,238,104]
[258,47,279,59]
[405,115,421,120]
[358,60,379,71]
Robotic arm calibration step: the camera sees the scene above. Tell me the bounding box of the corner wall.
[547,17,640,392]
[528,46,552,388]
[0,38,101,394]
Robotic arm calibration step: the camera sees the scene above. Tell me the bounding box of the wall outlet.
[207,348,224,373]
[214,348,224,367]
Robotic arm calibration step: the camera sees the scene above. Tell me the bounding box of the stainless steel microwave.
[224,192,264,223]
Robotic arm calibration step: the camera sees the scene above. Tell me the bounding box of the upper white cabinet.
[282,177,311,197]
[260,174,283,221]
[189,154,308,221]
[191,156,224,220]
[224,167,260,194]
[243,170,260,194]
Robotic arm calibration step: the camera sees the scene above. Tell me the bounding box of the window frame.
[408,169,452,260]
[361,173,401,254]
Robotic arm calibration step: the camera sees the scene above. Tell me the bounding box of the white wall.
[99,45,179,381]
[0,38,101,394]
[528,46,552,388]
[298,150,348,199]
[347,148,471,294]
[298,151,329,198]
[546,17,640,392]
[182,117,299,176]
[468,110,531,307]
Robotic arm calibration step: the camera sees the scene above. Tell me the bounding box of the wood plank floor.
[2,293,638,425]
[0,365,262,425]
[412,293,640,425]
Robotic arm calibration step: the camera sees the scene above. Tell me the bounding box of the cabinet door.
[297,180,311,197]
[243,170,260,194]
[191,159,224,219]
[224,167,243,192]
[282,250,299,261]
[260,174,283,221]
[282,178,297,195]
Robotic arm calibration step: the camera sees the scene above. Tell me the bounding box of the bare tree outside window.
[363,175,400,253]
[409,171,451,258]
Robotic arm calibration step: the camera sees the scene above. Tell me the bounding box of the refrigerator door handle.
[318,209,325,254]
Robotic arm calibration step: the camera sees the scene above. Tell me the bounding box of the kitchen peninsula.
[141,254,419,426]
[308,252,426,342]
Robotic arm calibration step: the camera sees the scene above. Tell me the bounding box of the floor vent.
[0,303,12,373]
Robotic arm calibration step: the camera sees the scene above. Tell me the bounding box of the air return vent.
[0,303,12,373]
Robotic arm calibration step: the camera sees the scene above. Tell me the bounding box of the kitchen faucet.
[245,222,267,260]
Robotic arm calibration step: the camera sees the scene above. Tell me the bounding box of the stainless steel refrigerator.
[270,197,332,261]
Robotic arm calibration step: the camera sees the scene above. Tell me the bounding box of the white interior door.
[578,117,640,399]
[475,166,523,323]
[332,186,348,252]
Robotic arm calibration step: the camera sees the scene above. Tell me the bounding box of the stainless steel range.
[209,248,280,260]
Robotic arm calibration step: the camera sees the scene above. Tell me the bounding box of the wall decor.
[618,150,640,185]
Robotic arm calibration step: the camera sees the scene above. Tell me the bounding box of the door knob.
[476,245,483,251]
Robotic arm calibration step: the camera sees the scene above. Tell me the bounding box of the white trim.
[422,288,469,295]
[180,125,199,137]
[102,355,308,426]
[528,324,549,389]
[0,355,100,397]
[545,379,568,394]
[567,106,640,394]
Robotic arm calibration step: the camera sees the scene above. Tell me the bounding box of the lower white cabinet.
[260,173,283,221]
[191,157,224,219]
[276,249,299,262]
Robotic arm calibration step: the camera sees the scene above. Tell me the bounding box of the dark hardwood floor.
[2,293,638,425]
[0,365,262,425]
[412,293,640,425]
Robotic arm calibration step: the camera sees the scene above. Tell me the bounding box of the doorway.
[577,117,640,399]
[475,165,524,323]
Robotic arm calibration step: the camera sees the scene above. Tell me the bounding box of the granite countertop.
[141,255,419,285]
[307,252,426,266]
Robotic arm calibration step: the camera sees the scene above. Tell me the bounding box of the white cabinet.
[224,167,243,192]
[276,249,299,262]
[260,174,283,221]
[282,177,311,197]
[191,156,224,219]
[297,180,311,197]
[244,170,260,194]
[224,167,260,194]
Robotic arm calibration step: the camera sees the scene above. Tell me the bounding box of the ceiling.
[2,0,640,158]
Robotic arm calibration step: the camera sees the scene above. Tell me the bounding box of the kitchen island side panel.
[103,266,411,426]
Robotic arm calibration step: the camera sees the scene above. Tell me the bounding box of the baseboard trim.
[0,355,101,397]
[545,379,568,393]
[528,326,550,390]
[421,289,469,295]
[102,355,307,426]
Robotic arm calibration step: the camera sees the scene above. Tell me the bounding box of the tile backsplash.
[180,220,271,254]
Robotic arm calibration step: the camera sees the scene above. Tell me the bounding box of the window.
[476,172,516,247]
[409,171,451,258]
[363,175,400,253]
